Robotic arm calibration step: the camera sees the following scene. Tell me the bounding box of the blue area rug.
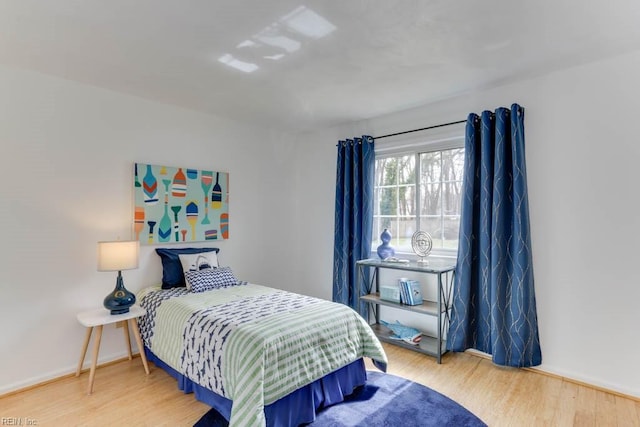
[194,371,487,426]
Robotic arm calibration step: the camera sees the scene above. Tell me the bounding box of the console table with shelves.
[356,257,456,363]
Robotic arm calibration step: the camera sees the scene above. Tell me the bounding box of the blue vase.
[376,228,395,260]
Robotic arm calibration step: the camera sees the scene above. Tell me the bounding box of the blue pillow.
[155,247,219,289]
[185,267,239,293]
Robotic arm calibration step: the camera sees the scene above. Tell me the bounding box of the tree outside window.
[373,148,464,254]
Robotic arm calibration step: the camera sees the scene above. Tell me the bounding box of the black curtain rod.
[373,119,466,141]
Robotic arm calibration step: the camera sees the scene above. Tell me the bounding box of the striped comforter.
[138,283,387,427]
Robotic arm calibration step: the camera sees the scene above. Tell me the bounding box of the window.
[373,146,464,255]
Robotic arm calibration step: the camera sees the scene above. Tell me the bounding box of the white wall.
[3,48,640,399]
[0,65,297,394]
[290,50,640,397]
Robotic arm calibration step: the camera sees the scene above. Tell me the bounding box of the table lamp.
[97,240,139,315]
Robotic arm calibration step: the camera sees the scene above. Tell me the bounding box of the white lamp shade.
[97,240,139,271]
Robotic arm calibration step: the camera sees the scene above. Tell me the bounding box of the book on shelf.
[398,279,423,305]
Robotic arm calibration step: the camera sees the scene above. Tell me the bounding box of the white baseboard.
[0,350,130,397]
[465,349,640,400]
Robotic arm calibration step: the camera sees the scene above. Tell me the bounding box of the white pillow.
[178,251,218,274]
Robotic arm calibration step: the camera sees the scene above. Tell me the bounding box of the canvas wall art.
[133,163,229,244]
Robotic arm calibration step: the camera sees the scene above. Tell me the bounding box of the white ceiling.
[2,0,640,133]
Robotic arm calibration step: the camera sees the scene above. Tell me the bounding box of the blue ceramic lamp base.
[104,271,136,315]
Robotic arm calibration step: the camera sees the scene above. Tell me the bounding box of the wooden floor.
[2,343,639,426]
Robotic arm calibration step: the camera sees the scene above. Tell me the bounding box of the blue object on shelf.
[380,320,422,345]
[376,228,395,260]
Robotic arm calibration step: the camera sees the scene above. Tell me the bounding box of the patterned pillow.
[185,267,239,292]
[178,252,219,274]
[155,247,219,289]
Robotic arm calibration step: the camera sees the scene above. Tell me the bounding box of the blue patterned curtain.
[333,136,375,318]
[447,104,542,367]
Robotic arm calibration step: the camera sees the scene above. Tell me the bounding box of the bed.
[137,258,387,427]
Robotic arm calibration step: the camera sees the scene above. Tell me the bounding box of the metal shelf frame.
[357,258,456,363]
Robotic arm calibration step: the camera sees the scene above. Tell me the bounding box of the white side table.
[76,305,150,394]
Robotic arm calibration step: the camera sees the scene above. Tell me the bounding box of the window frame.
[372,127,465,259]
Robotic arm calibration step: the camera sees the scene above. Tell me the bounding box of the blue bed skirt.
[145,347,368,426]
